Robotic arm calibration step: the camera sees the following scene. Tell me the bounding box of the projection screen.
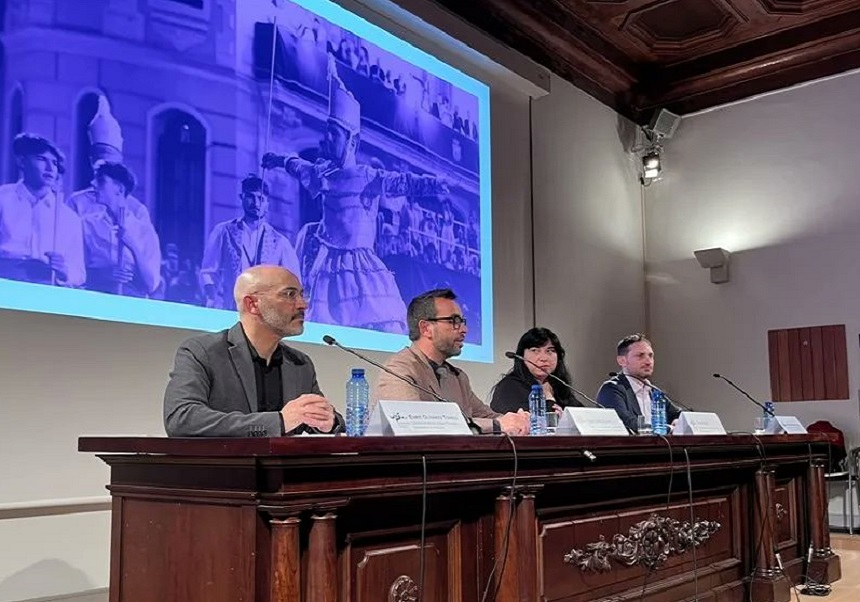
[0,0,492,361]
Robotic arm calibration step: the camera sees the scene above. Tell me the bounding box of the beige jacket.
[376,345,499,433]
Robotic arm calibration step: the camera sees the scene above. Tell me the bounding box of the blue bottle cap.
[531,384,542,391]
[351,368,365,378]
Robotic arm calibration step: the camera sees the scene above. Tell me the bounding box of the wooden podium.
[79,434,840,602]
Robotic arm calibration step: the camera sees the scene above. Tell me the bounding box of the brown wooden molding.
[563,513,721,572]
[86,435,840,602]
[426,0,860,121]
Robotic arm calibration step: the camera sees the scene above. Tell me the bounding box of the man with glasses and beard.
[375,288,530,435]
[200,174,300,309]
[163,265,343,437]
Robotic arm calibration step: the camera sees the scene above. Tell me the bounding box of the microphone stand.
[506,351,631,441]
[713,373,775,416]
[505,351,606,409]
[505,351,604,452]
[324,336,483,435]
[614,371,694,412]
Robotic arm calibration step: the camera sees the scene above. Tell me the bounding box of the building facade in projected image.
[0,0,492,360]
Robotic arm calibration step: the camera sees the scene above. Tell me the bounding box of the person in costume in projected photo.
[66,96,163,298]
[262,55,451,334]
[0,133,86,288]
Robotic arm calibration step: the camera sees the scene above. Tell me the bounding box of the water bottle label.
[650,389,667,435]
[529,386,548,436]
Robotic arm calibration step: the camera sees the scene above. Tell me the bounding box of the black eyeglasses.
[425,315,467,329]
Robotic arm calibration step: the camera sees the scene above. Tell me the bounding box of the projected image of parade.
[0,0,488,347]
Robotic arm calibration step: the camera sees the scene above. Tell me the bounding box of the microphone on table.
[323,335,483,435]
[505,351,628,446]
[712,373,774,416]
[506,351,605,409]
[608,372,695,412]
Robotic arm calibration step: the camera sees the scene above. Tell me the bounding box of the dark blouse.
[489,373,583,414]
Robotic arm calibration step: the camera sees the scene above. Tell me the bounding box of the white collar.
[625,373,652,392]
[16,181,54,207]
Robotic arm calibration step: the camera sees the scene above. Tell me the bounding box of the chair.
[824,447,860,534]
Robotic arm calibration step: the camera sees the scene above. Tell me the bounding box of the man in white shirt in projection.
[262,55,450,334]
[76,162,161,297]
[0,133,85,287]
[66,94,162,297]
[200,174,301,309]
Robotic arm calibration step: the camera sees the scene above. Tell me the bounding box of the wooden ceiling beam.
[428,0,860,122]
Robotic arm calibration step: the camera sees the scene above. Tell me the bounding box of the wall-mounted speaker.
[649,108,681,139]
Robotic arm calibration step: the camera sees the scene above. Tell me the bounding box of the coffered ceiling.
[431,0,860,122]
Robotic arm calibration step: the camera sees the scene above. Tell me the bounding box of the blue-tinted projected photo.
[0,0,493,360]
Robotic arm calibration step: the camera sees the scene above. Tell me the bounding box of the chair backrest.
[850,447,860,476]
[807,420,848,472]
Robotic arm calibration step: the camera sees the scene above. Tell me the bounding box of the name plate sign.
[766,415,807,435]
[674,411,727,435]
[364,400,473,436]
[556,408,630,436]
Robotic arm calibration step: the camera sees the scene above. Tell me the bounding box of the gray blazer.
[163,323,341,437]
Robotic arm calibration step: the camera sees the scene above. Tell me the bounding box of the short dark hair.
[13,133,65,173]
[94,161,136,196]
[407,288,456,341]
[241,173,269,195]
[617,333,650,356]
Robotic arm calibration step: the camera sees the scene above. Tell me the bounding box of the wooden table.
[79,433,841,602]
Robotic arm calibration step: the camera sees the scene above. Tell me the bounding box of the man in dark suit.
[596,333,681,433]
[163,265,343,437]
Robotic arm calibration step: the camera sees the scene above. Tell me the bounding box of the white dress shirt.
[0,181,86,286]
[626,372,654,420]
[67,189,162,294]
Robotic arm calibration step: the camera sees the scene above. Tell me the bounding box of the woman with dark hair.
[490,327,582,414]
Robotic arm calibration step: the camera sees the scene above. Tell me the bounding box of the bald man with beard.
[163,265,343,437]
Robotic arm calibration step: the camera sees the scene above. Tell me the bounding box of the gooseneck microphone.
[506,351,606,409]
[505,351,606,454]
[712,373,774,416]
[323,335,483,435]
[609,371,694,412]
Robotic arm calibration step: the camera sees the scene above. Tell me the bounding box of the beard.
[630,367,653,380]
[259,302,303,338]
[436,337,463,359]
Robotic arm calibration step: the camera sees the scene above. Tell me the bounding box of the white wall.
[532,75,647,389]
[645,70,860,446]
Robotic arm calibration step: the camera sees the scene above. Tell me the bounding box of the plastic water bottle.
[762,401,775,433]
[346,368,369,437]
[650,388,667,435]
[529,384,547,436]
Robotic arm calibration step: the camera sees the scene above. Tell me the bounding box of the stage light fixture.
[642,149,661,179]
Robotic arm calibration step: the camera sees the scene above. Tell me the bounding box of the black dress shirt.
[244,331,286,435]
